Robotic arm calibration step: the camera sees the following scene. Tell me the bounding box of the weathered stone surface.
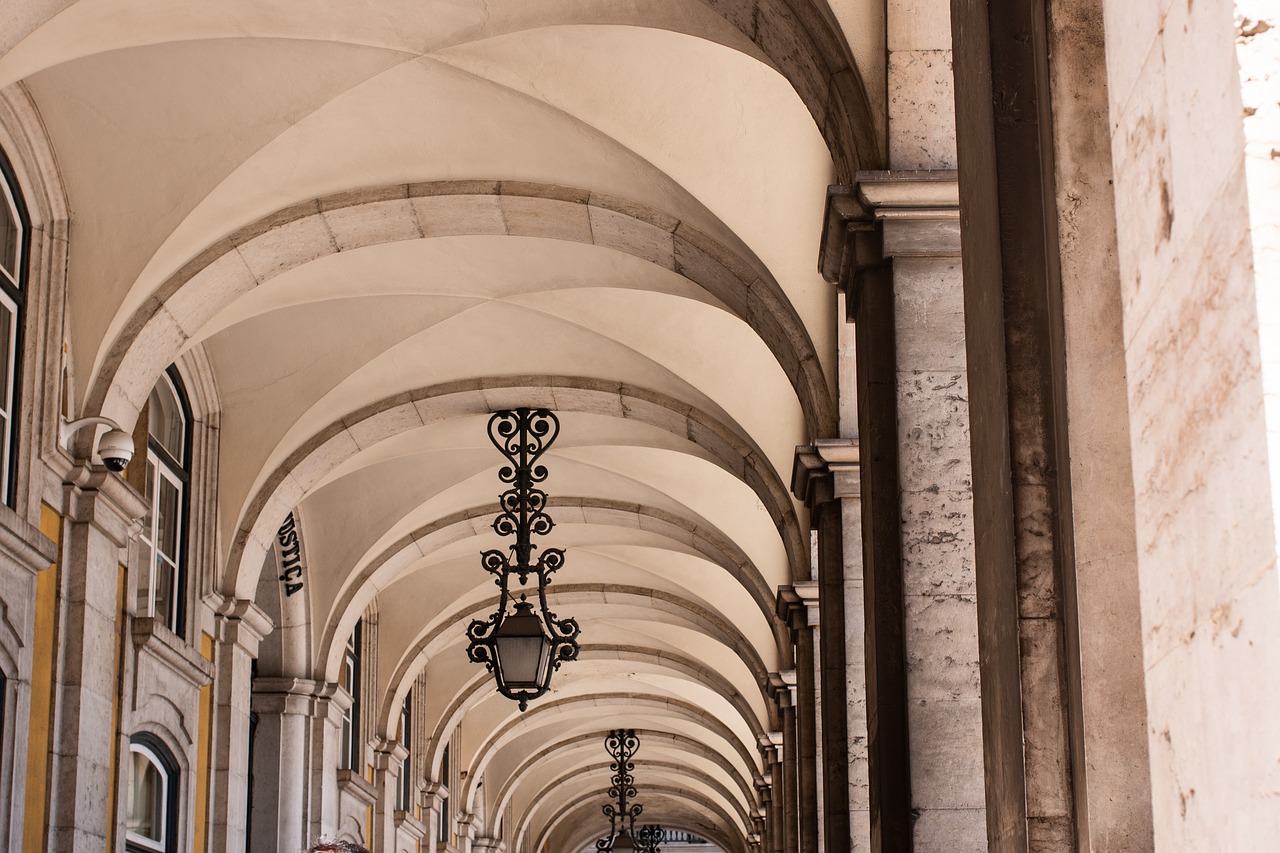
[887,50,957,169]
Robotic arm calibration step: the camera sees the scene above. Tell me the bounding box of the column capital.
[373,737,411,768]
[211,597,274,655]
[791,439,860,507]
[767,671,797,707]
[776,583,820,630]
[61,463,149,546]
[819,171,961,313]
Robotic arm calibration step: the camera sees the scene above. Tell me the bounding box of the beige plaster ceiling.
[5,0,880,845]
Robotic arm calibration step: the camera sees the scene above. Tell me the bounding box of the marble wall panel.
[1102,0,1280,846]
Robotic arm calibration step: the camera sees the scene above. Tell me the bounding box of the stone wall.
[1101,0,1280,846]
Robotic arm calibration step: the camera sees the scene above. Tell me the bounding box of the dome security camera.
[96,428,135,472]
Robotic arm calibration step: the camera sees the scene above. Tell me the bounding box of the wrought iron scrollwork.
[466,408,581,710]
[597,729,662,853]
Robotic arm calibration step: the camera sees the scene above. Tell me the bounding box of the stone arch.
[392,585,775,756]
[332,495,790,695]
[488,728,759,827]
[86,182,836,442]
[457,692,762,813]
[388,643,771,773]
[534,785,746,853]
[516,760,753,843]
[228,377,807,604]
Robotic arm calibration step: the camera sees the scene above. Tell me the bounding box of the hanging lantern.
[467,408,580,710]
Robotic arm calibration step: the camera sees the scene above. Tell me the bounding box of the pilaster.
[373,738,410,852]
[208,598,272,853]
[792,441,860,853]
[47,467,145,852]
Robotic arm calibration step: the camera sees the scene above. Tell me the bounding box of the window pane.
[0,192,16,282]
[156,475,180,561]
[147,376,185,464]
[136,536,154,614]
[153,558,175,631]
[142,460,156,536]
[0,299,12,415]
[126,750,165,843]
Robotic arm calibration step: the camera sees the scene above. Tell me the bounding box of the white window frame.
[0,156,25,507]
[340,623,360,770]
[138,372,187,634]
[125,742,170,853]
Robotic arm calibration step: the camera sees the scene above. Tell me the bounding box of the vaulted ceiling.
[4,1,882,848]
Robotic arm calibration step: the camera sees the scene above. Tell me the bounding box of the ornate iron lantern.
[597,730,661,853]
[467,408,580,710]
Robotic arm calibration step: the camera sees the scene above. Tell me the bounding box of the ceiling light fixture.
[467,408,580,710]
[598,730,663,853]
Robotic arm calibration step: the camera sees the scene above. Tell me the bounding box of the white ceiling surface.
[8,0,841,847]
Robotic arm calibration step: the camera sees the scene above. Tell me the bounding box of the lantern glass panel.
[493,604,552,689]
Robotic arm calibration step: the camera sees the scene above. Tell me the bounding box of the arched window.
[0,145,29,507]
[438,744,450,844]
[138,368,191,635]
[339,618,362,770]
[398,689,412,811]
[125,735,179,853]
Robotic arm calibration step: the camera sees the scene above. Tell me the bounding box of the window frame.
[138,367,192,636]
[124,735,180,853]
[340,619,362,771]
[398,689,412,811]
[0,145,29,509]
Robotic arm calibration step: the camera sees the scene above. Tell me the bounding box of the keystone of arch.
[382,584,774,744]
[537,785,746,853]
[458,691,762,812]
[329,495,791,688]
[406,643,773,788]
[487,728,760,826]
[227,377,807,602]
[86,181,836,441]
[516,759,753,845]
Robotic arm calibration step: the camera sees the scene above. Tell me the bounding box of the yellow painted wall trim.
[104,564,126,850]
[23,504,61,853]
[366,803,375,850]
[193,632,215,853]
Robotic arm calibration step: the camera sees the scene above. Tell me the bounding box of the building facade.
[0,0,1276,851]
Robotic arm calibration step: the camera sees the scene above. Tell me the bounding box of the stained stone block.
[888,0,952,51]
[236,214,336,284]
[344,398,423,450]
[896,372,972,494]
[911,809,986,852]
[1018,618,1072,816]
[588,205,676,270]
[501,195,592,244]
[165,248,257,336]
[902,594,980,701]
[900,490,976,596]
[892,258,966,370]
[904,697,985,808]
[887,50,957,169]
[411,194,506,238]
[322,197,421,252]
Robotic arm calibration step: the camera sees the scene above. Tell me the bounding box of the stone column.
[820,174,988,849]
[424,783,447,853]
[758,732,783,853]
[308,684,348,842]
[250,677,337,852]
[47,468,145,851]
[208,599,272,853]
[754,777,773,853]
[772,673,799,853]
[792,442,862,853]
[373,739,409,852]
[777,586,820,853]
